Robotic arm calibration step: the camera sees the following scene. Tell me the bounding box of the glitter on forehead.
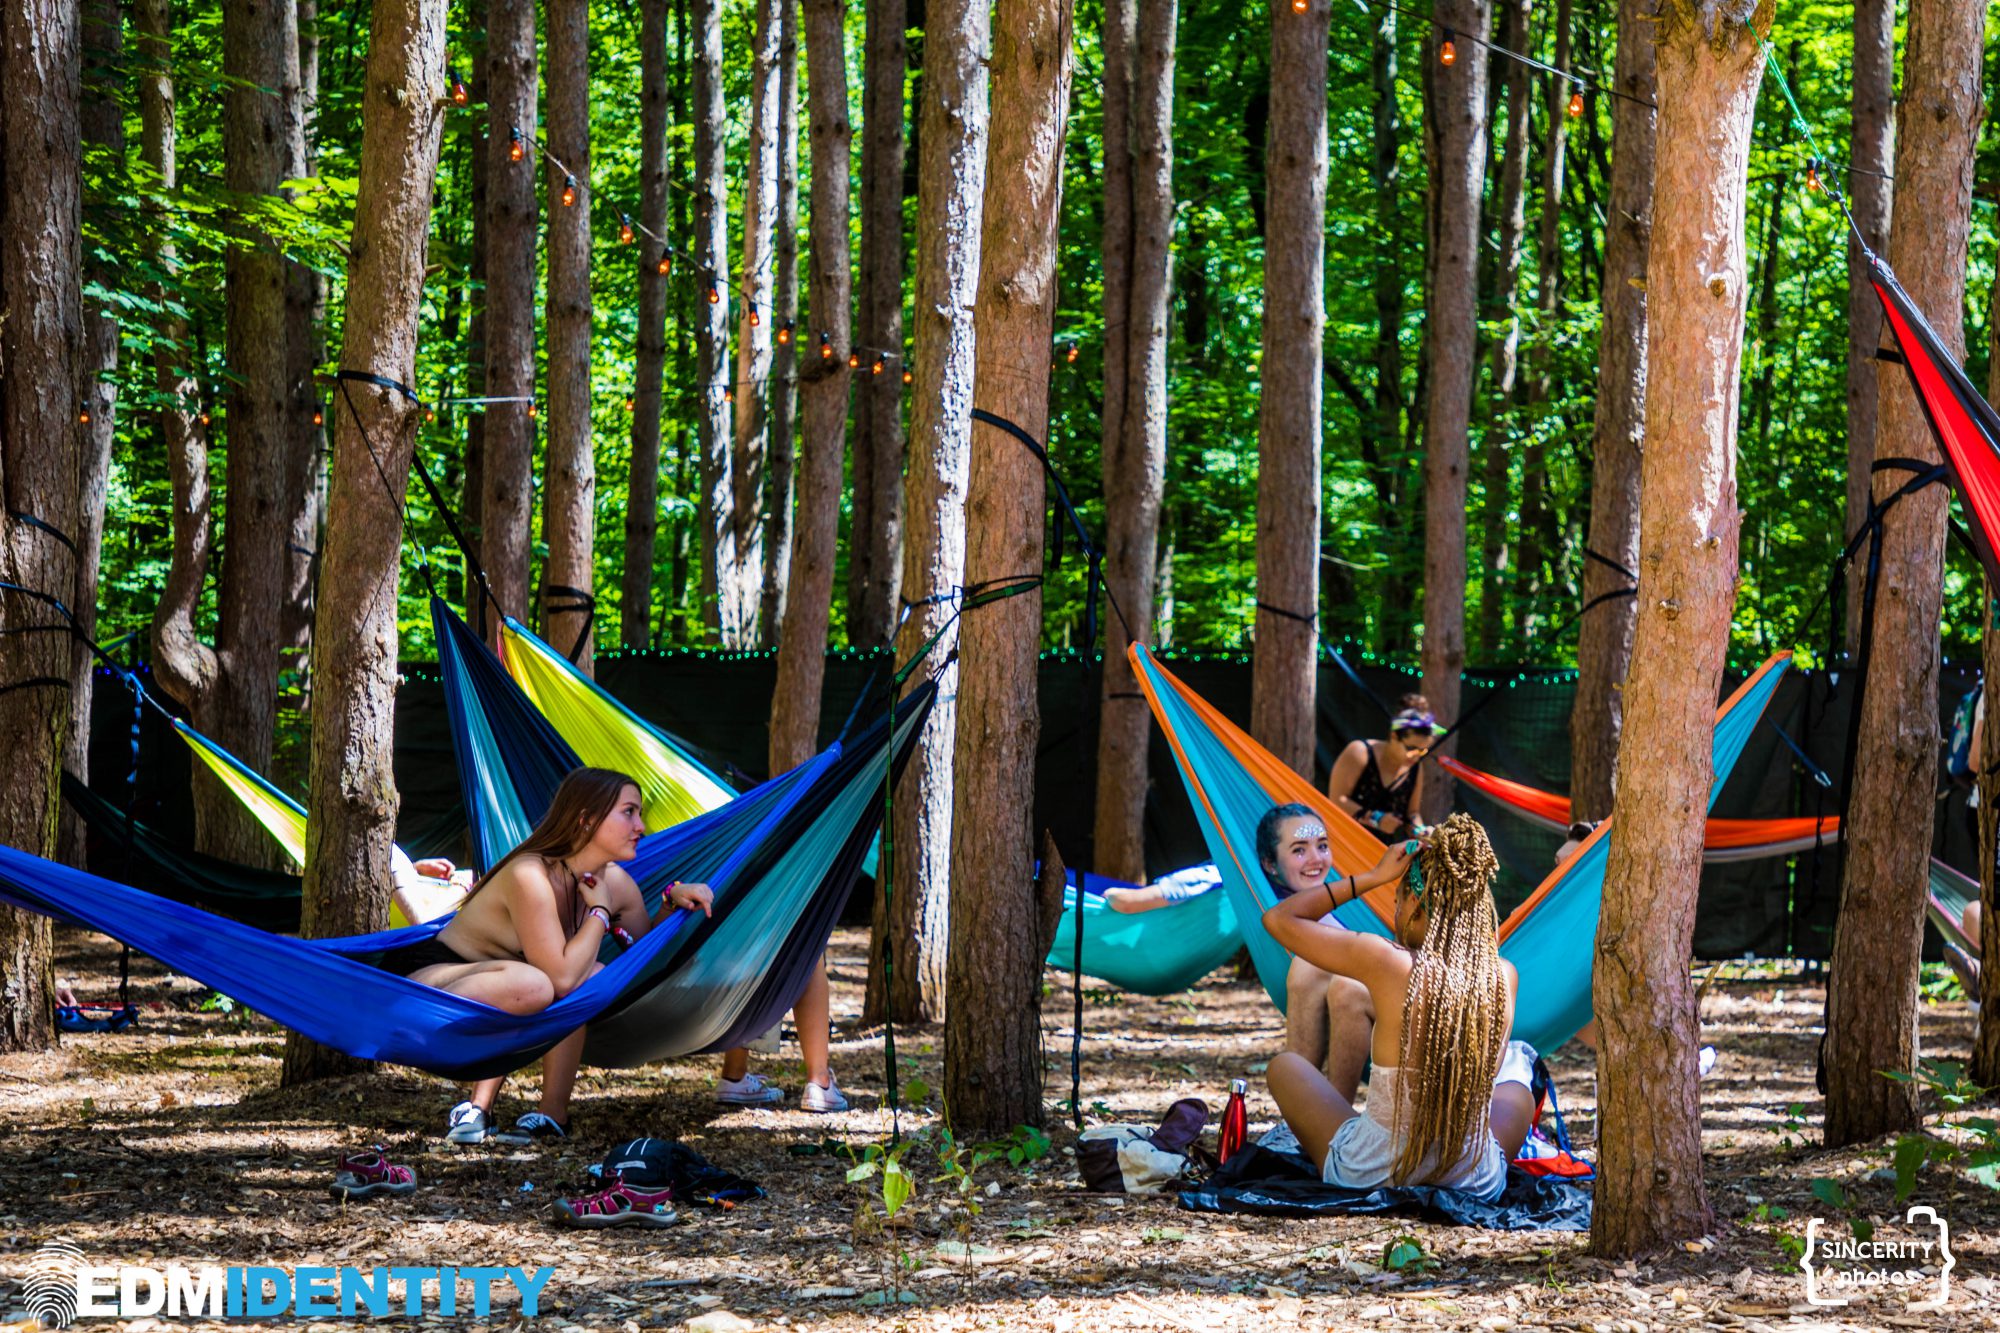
[1289,821,1327,841]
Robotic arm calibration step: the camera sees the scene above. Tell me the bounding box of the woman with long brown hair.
[374,766,714,1144]
[1261,814,1535,1197]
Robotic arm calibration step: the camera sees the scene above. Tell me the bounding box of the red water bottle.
[1219,1078,1248,1164]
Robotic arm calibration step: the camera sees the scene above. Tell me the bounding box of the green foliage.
[1883,1058,2000,1206]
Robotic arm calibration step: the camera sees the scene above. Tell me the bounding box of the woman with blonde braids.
[1262,814,1536,1197]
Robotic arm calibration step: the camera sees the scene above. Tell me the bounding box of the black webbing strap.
[1582,546,1637,583]
[542,585,596,663]
[1771,722,1833,789]
[7,510,78,557]
[1256,601,1317,627]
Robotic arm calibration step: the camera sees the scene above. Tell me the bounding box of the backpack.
[591,1138,765,1207]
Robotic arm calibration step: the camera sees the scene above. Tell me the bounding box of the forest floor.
[3,927,1998,1331]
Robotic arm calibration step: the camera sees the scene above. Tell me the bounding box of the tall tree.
[1368,4,1409,654]
[62,0,124,866]
[1824,0,1986,1149]
[480,0,537,643]
[946,0,1072,1134]
[770,0,852,772]
[459,0,489,624]
[1843,0,1894,651]
[760,0,802,642]
[0,0,83,1051]
[1249,0,1328,783]
[727,0,784,646]
[1417,0,1492,821]
[541,0,594,671]
[282,0,323,671]
[694,0,736,642]
[846,0,908,650]
[864,0,988,1025]
[1570,0,1659,821]
[1592,0,1762,1255]
[622,0,672,651]
[1090,0,1174,884]
[281,0,448,1084]
[1477,0,1532,662]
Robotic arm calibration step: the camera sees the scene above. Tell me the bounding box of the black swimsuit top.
[1348,742,1415,841]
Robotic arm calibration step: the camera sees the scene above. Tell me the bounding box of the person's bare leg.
[1323,975,1375,1103]
[414,960,554,1120]
[1267,1051,1360,1170]
[1488,1081,1536,1157]
[720,1047,749,1081]
[795,957,833,1087]
[534,1025,589,1122]
[1285,958,1334,1067]
[466,1076,505,1113]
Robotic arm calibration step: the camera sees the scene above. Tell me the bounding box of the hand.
[1372,837,1420,882]
[578,872,618,913]
[413,857,456,879]
[668,881,714,918]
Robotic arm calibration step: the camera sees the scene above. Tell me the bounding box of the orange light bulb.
[749,305,761,328]
[527,401,539,419]
[620,214,635,244]
[1567,90,1584,118]
[778,322,793,345]
[657,253,672,276]
[509,127,524,161]
[1065,343,1080,364]
[450,71,470,106]
[1440,31,1457,66]
[561,175,577,207]
[902,368,913,385]
[312,408,324,426]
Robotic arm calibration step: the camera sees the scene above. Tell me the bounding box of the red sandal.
[330,1148,418,1200]
[552,1178,679,1229]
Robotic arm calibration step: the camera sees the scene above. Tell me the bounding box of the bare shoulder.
[1499,955,1520,996]
[1348,931,1414,984]
[601,862,642,896]
[494,855,557,907]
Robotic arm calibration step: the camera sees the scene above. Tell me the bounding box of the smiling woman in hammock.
[374,766,714,1145]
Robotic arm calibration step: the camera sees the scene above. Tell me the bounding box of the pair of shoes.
[446,1101,491,1144]
[330,1148,417,1200]
[493,1112,569,1145]
[715,1073,784,1107]
[553,1178,678,1229]
[801,1077,848,1114]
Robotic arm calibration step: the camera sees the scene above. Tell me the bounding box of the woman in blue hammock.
[1262,814,1535,1199]
[374,767,713,1144]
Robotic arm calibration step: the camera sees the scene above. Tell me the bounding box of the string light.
[619,214,635,244]
[1065,343,1080,364]
[450,69,470,106]
[656,252,672,276]
[1804,158,1822,193]
[723,387,734,404]
[749,304,761,328]
[1567,89,1584,117]
[198,411,211,426]
[624,394,635,410]
[902,367,914,385]
[872,357,885,375]
[509,127,525,162]
[425,407,437,423]
[819,332,833,360]
[1440,28,1457,66]
[777,321,793,345]
[526,401,539,419]
[561,175,577,207]
[706,276,721,304]
[78,402,91,425]
[1291,0,1307,10]
[312,406,324,426]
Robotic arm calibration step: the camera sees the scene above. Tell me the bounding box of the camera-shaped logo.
[1804,1205,1952,1310]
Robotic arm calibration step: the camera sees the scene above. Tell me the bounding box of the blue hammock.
[0,685,932,1080]
[1132,645,1790,1052]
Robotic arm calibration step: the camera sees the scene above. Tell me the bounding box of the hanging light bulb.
[561,175,577,207]
[450,69,470,106]
[199,411,212,426]
[526,401,539,419]
[706,276,721,304]
[848,350,861,369]
[902,367,914,385]
[819,332,833,360]
[1805,158,1822,193]
[1567,88,1584,118]
[1065,343,1080,364]
[1440,28,1457,66]
[778,321,793,345]
[624,394,636,410]
[749,303,761,328]
[872,357,885,376]
[1290,0,1308,11]
[509,126,525,161]
[723,387,734,404]
[620,213,635,244]
[78,401,91,425]
[656,252,672,276]
[312,406,324,426]
[425,407,438,423]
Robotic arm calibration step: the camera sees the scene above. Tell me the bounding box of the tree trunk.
[1592,0,1763,1256]
[0,0,82,1052]
[945,0,1071,1134]
[760,0,802,644]
[1977,291,2000,1087]
[1477,0,1531,664]
[1091,0,1173,884]
[694,0,735,642]
[61,0,123,867]
[1416,0,1489,820]
[1250,0,1328,783]
[1570,0,1658,823]
[281,0,447,1084]
[540,0,593,673]
[770,0,853,773]
[846,0,908,650]
[480,0,536,642]
[1843,0,1894,653]
[1824,0,1985,1149]
[282,0,323,671]
[1369,5,1409,655]
[461,0,489,623]
[1099,0,1133,553]
[863,0,988,1026]
[622,0,672,651]
[1516,0,1573,638]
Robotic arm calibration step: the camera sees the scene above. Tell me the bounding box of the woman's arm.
[1326,740,1369,815]
[508,861,615,998]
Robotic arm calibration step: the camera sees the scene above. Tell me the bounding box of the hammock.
[1926,858,1982,997]
[1437,756,1841,862]
[1132,644,1790,1052]
[173,718,311,866]
[0,685,933,1080]
[1043,869,1244,996]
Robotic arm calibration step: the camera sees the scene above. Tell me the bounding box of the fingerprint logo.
[23,1240,84,1329]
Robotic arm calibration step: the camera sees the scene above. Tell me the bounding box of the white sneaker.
[1698,1045,1719,1079]
[446,1100,490,1144]
[715,1072,784,1106]
[801,1077,848,1114]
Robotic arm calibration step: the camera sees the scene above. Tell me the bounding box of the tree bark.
[1843,0,1894,653]
[863,0,988,1026]
[945,0,1071,1134]
[622,0,672,651]
[846,0,908,650]
[280,0,447,1084]
[1091,0,1174,884]
[1477,0,1531,664]
[1516,0,1573,637]
[1824,0,1985,1149]
[61,0,123,867]
[1417,0,1490,821]
[1570,0,1658,823]
[1250,0,1328,783]
[694,0,736,642]
[1591,0,1762,1258]
[480,0,536,643]
[770,0,853,773]
[460,0,488,623]
[282,1,323,672]
[540,0,594,673]
[760,0,802,644]
[1369,4,1410,655]
[0,0,83,1052]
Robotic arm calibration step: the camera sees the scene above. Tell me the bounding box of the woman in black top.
[1326,695,1440,842]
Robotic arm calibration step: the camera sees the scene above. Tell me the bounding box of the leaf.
[845,1162,879,1184]
[1809,1177,1847,1210]
[1383,1239,1425,1271]
[881,1160,913,1218]
[1892,1135,1929,1203]
[902,1077,931,1104]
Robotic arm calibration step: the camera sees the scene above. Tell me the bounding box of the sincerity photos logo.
[1803,1205,1953,1309]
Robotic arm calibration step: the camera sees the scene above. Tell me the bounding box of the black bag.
[1076,1097,1213,1193]
[594,1138,765,1207]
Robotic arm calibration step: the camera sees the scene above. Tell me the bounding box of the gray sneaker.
[492,1112,569,1146]
[715,1073,784,1106]
[446,1101,490,1144]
